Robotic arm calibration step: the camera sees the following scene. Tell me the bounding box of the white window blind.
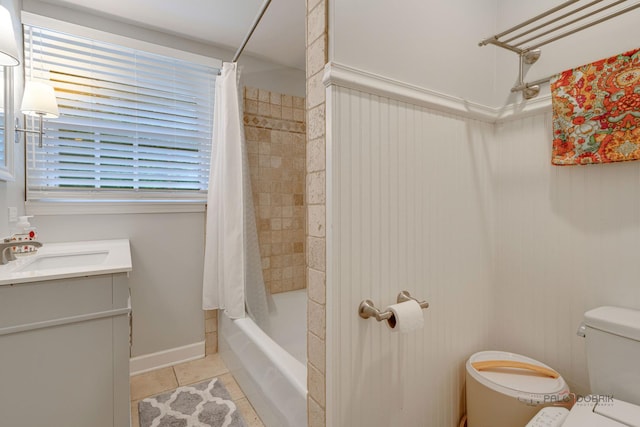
[24,24,217,200]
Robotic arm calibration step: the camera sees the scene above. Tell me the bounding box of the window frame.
[21,13,221,215]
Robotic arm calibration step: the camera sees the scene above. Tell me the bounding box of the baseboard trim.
[322,62,552,123]
[130,341,205,376]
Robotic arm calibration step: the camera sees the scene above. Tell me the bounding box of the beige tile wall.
[306,0,327,426]
[204,309,217,355]
[244,87,307,295]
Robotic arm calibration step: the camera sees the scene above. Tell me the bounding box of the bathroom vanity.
[0,239,132,427]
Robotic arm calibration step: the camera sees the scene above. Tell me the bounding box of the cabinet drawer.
[0,275,118,329]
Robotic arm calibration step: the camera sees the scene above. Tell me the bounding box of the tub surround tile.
[308,269,326,305]
[307,71,325,110]
[308,395,326,427]
[205,317,217,333]
[306,171,325,204]
[307,2,325,44]
[258,89,270,103]
[205,331,218,355]
[307,237,326,271]
[308,331,326,375]
[245,87,259,100]
[130,367,178,401]
[307,36,326,78]
[245,87,307,295]
[204,310,218,356]
[293,107,305,123]
[270,92,282,105]
[307,105,325,140]
[306,0,328,424]
[308,356,326,408]
[308,205,325,237]
[307,137,325,173]
[308,299,326,339]
[282,106,294,120]
[293,96,305,109]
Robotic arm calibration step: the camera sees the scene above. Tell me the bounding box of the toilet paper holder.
[358,291,429,321]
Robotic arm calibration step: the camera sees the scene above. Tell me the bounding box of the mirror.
[0,65,15,181]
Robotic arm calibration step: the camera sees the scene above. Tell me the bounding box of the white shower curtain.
[202,62,268,322]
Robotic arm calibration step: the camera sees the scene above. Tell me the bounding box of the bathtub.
[219,289,307,427]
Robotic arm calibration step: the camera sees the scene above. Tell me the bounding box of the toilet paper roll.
[385,299,424,333]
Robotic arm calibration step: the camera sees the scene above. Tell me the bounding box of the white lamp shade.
[21,81,59,118]
[0,6,20,66]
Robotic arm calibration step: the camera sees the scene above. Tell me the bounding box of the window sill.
[25,199,206,215]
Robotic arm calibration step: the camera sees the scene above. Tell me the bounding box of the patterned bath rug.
[138,377,247,427]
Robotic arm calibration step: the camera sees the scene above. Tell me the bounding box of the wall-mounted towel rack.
[479,0,640,99]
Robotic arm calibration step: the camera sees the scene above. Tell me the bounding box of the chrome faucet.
[0,241,43,265]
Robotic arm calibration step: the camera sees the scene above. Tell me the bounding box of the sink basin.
[0,239,132,286]
[16,251,109,272]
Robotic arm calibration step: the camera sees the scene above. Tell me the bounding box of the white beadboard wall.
[326,85,495,426]
[492,112,640,395]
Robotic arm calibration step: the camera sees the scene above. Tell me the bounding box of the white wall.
[492,112,640,394]
[33,212,206,357]
[330,0,498,105]
[326,85,495,426]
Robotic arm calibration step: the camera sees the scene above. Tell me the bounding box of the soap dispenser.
[9,216,39,255]
[15,216,37,240]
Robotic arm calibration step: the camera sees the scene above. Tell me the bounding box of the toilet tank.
[584,306,640,405]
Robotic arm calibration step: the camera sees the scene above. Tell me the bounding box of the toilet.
[528,305,640,426]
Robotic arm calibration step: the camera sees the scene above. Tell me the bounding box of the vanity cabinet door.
[0,274,130,427]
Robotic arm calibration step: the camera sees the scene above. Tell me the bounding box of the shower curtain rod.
[232,0,272,63]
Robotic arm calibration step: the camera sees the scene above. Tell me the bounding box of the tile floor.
[130,354,265,427]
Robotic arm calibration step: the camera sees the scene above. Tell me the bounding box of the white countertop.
[0,239,132,286]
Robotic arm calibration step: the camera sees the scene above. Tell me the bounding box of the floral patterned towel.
[551,47,640,165]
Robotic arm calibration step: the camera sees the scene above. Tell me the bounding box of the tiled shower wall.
[244,86,307,295]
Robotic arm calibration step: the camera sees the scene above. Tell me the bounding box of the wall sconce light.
[15,81,59,148]
[0,5,20,67]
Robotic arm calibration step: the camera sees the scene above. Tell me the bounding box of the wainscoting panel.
[326,85,496,426]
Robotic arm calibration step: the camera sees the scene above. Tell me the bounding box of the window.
[24,23,217,202]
